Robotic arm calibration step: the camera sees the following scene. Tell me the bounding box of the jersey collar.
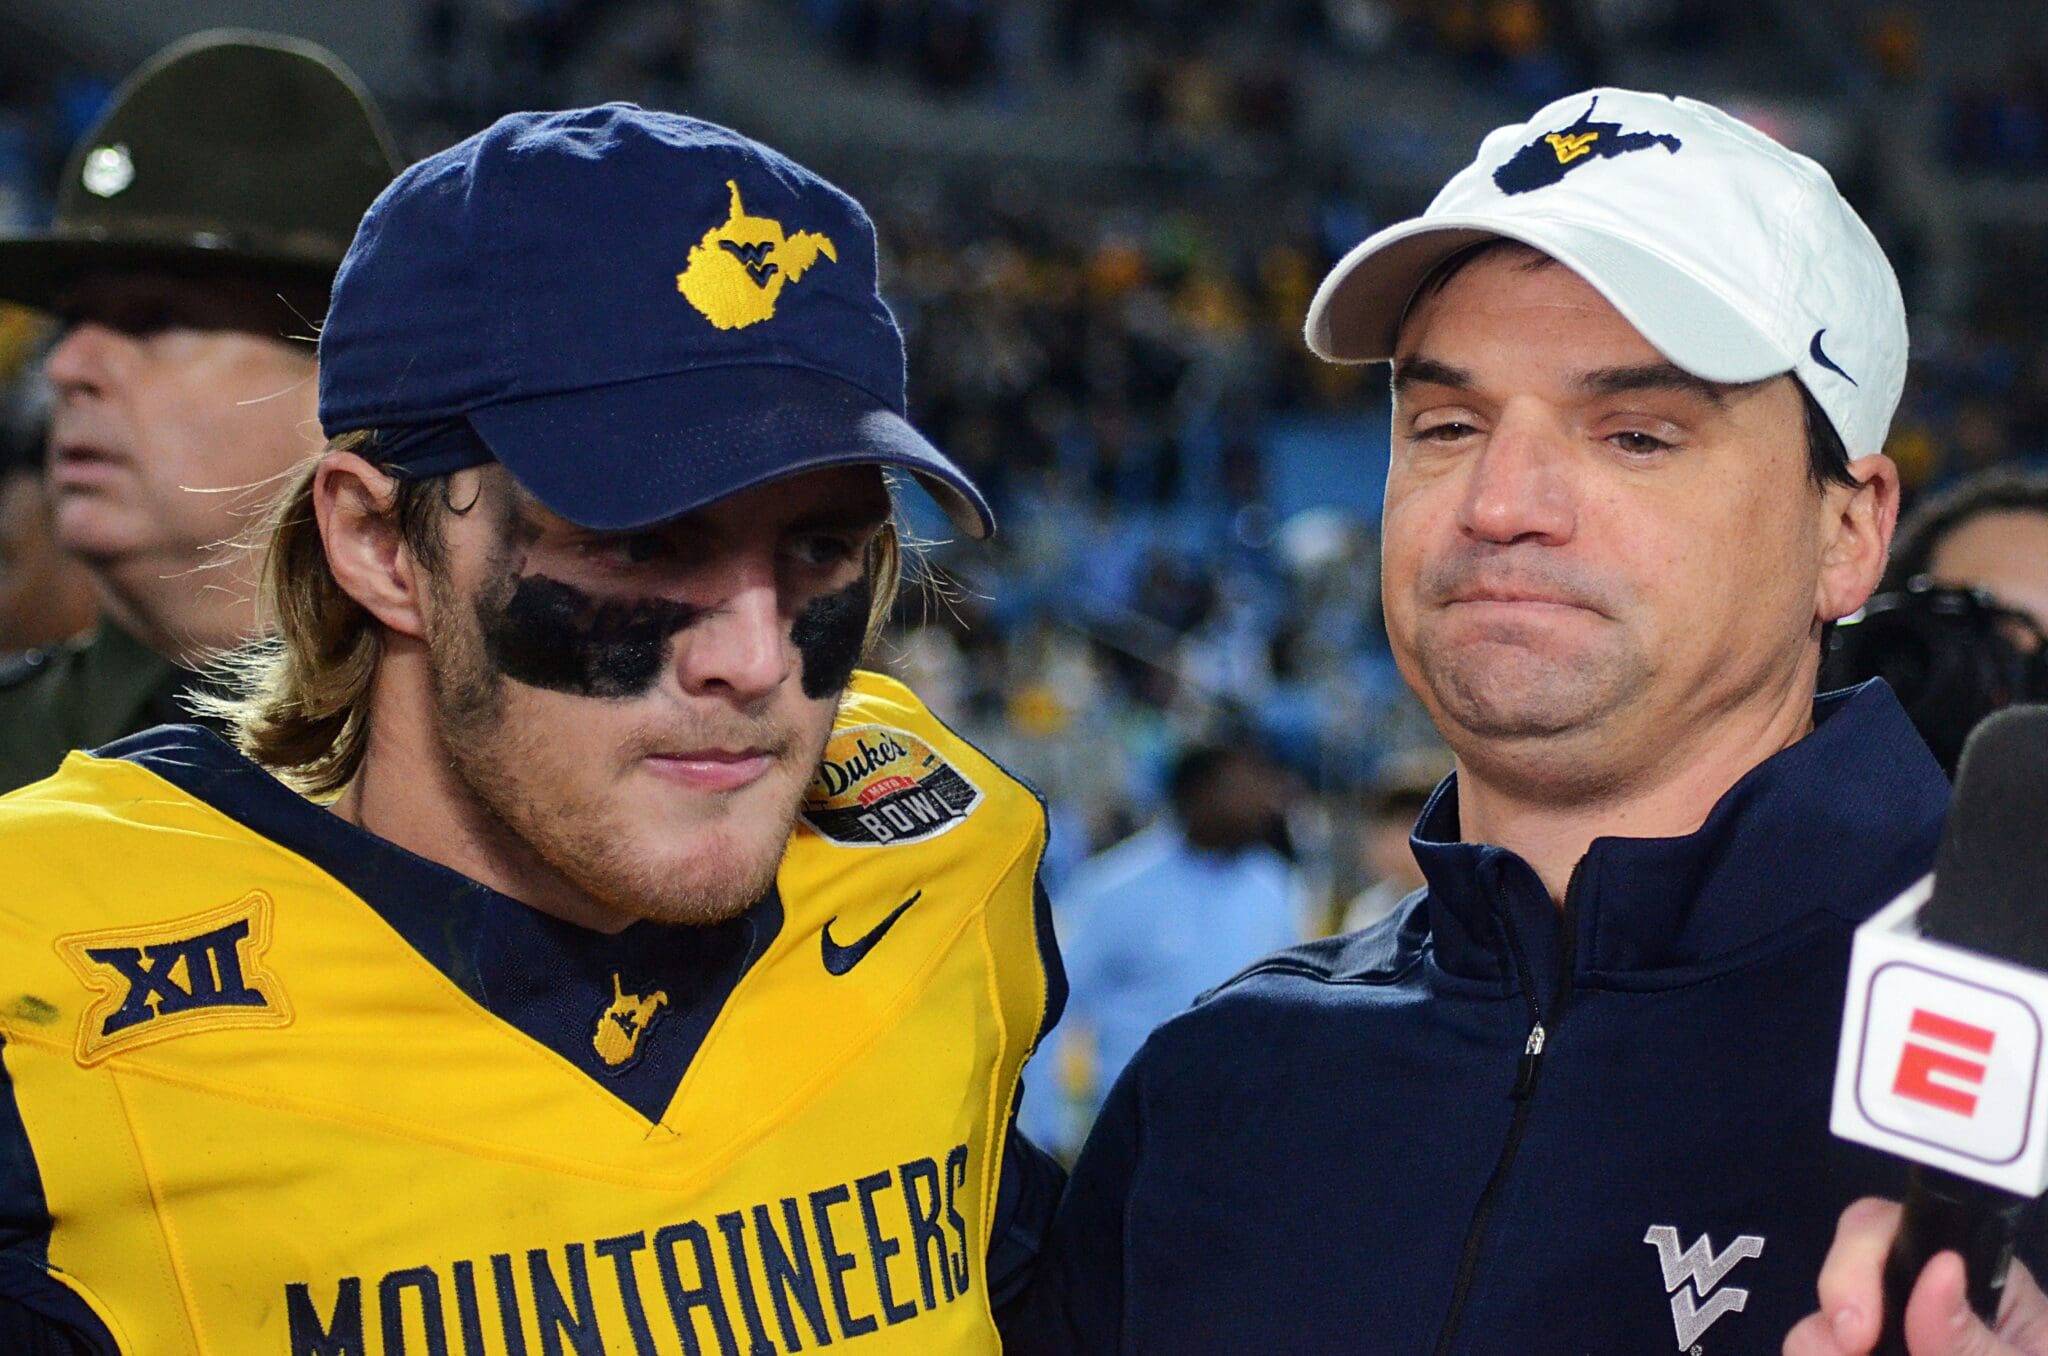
[94,722,782,1122]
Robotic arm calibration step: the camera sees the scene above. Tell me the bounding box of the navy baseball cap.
[317,105,992,537]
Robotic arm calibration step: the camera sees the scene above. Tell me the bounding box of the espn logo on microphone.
[1834,876,2048,1194]
[1854,965,2041,1165]
[1893,1008,1996,1117]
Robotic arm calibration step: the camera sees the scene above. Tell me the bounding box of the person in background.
[1883,468,2048,639]
[0,301,95,654]
[1823,467,2048,772]
[0,400,95,656]
[0,31,398,791]
[1021,742,1305,1159]
[1339,747,1451,932]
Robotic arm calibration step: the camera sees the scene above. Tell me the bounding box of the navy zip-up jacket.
[1002,683,2027,1354]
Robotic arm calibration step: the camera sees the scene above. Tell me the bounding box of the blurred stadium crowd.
[3,0,2046,1149]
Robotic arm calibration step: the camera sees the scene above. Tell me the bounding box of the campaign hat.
[0,30,399,322]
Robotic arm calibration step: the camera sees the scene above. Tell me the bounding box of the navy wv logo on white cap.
[1493,96,1683,195]
[1303,88,1910,464]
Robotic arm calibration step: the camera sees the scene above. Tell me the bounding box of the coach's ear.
[314,452,435,640]
[1816,452,1901,624]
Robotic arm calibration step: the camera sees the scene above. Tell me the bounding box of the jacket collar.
[1410,681,1948,997]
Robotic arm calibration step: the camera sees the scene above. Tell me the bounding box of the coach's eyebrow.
[1576,362,1736,407]
[1391,356,1475,394]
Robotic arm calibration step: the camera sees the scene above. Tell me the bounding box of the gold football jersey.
[0,672,1062,1355]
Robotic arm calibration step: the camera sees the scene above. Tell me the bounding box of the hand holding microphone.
[1785,1197,2048,1355]
[1792,707,2048,1353]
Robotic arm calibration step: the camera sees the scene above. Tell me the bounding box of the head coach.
[0,32,397,792]
[999,89,1980,1354]
[0,107,1062,1354]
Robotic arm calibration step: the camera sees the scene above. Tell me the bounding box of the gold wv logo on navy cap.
[678,180,839,330]
[318,105,992,539]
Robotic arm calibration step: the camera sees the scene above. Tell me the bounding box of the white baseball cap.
[1305,88,1906,461]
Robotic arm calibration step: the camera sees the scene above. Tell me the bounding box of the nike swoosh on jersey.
[821,891,922,976]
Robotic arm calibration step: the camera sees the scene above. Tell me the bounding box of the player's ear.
[1816,452,1900,624]
[314,451,433,640]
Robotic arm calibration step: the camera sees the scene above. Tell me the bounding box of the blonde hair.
[197,433,903,798]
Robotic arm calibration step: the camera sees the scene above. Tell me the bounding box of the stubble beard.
[423,600,810,928]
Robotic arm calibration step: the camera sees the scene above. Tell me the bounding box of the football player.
[0,106,1063,1355]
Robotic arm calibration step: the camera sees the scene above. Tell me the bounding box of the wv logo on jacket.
[1644,1225,1766,1349]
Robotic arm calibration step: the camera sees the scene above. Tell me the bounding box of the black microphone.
[1827,706,2048,1352]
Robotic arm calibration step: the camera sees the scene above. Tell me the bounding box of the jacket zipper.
[1429,864,1581,1356]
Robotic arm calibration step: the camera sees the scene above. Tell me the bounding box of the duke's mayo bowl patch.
[802,725,983,847]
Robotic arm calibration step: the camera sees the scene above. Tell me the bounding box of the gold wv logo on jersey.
[676,180,837,330]
[592,974,667,1069]
[1545,130,1601,164]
